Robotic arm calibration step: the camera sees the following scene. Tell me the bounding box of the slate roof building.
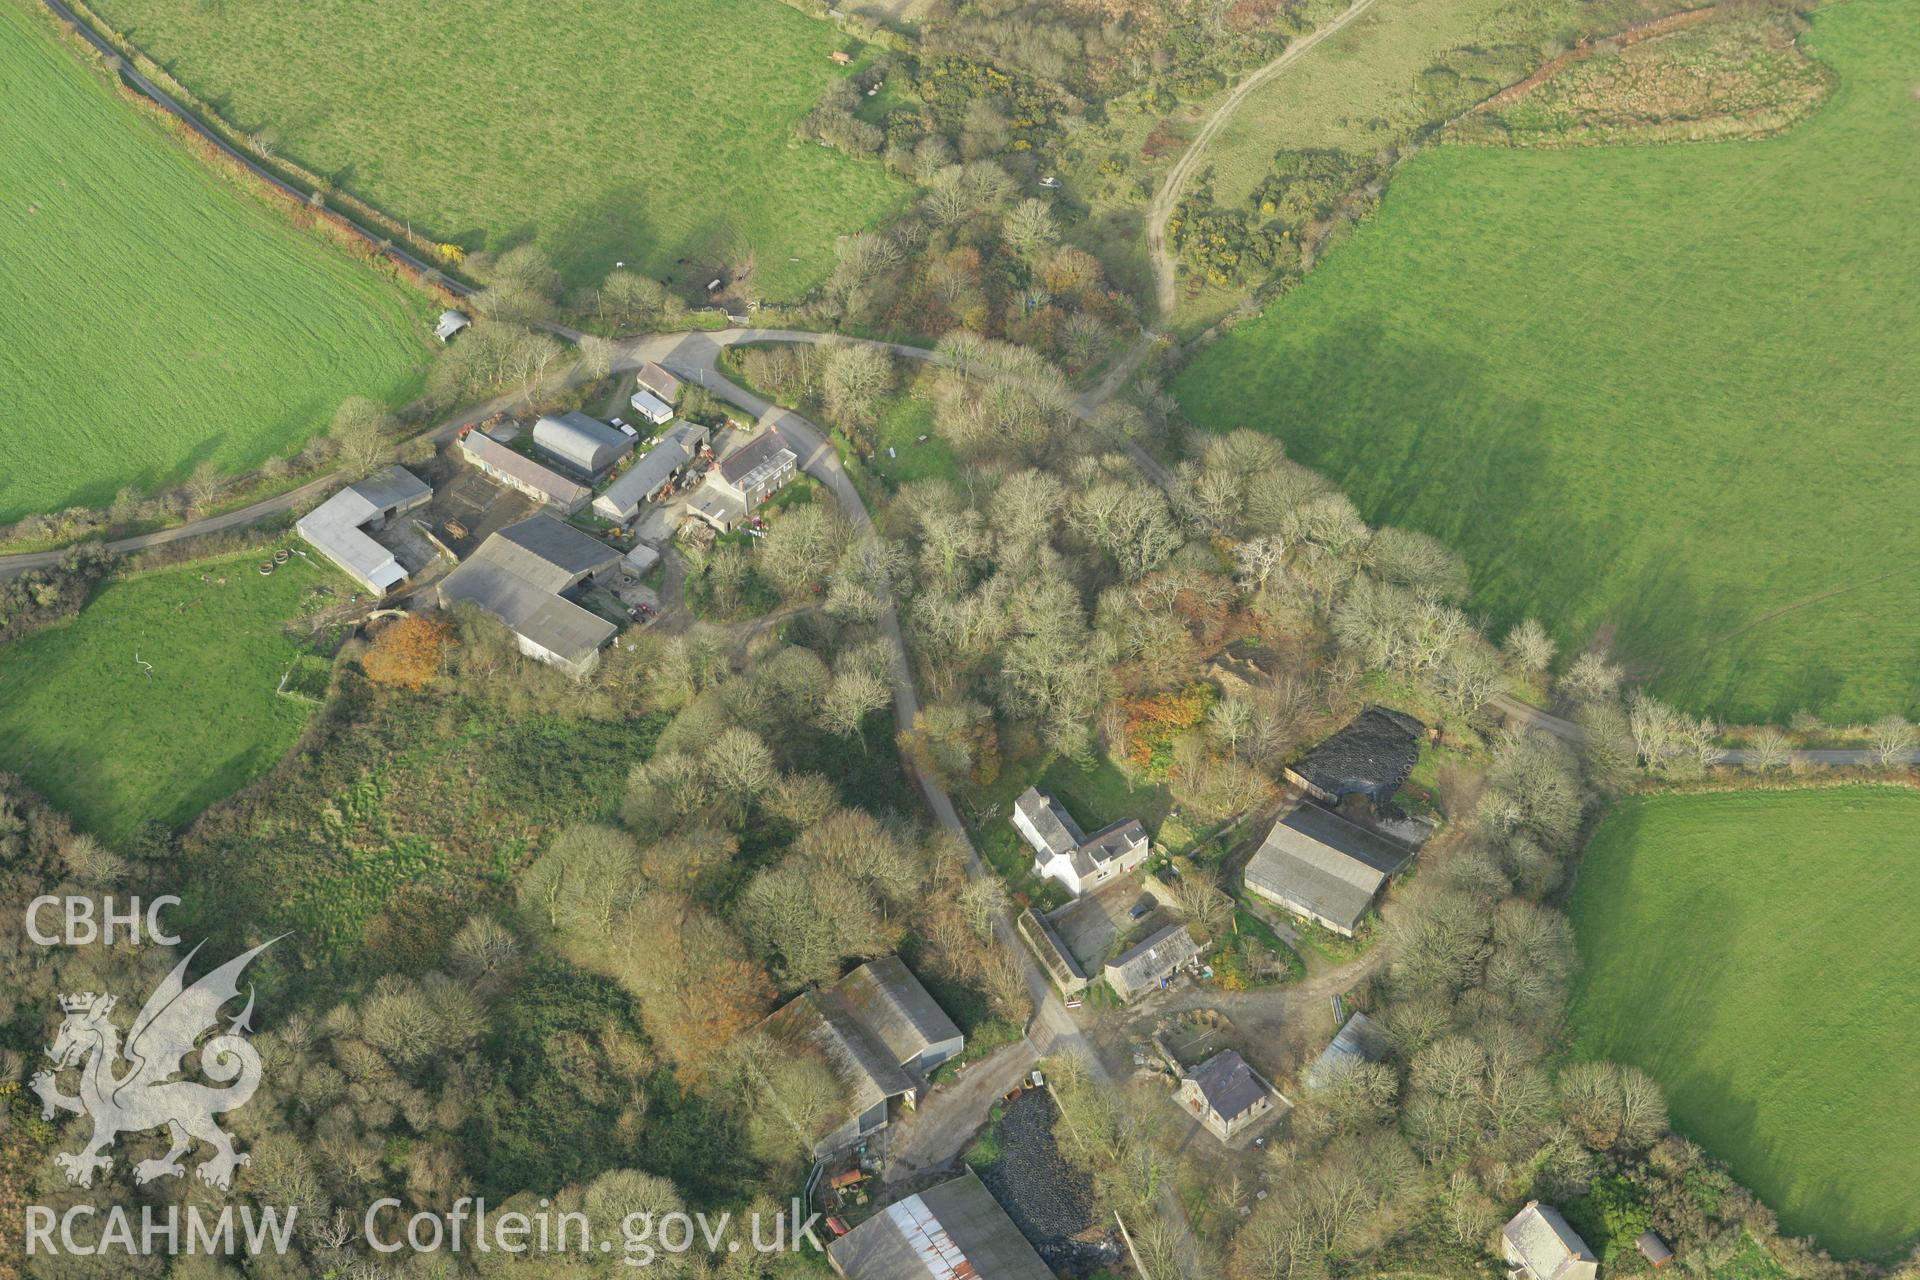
[1177,1049,1279,1141]
[634,360,683,405]
[1502,1202,1599,1280]
[436,515,621,674]
[593,422,710,523]
[295,466,431,594]
[1104,924,1199,1001]
[1637,1230,1674,1268]
[434,309,471,342]
[1012,786,1151,897]
[1284,705,1425,807]
[1244,804,1415,937]
[827,1171,1051,1280]
[753,957,963,1157]
[1017,907,1090,995]
[458,432,591,514]
[687,428,799,532]
[1305,1010,1387,1089]
[533,411,633,477]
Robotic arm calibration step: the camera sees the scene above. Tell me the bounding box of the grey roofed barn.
[1243,804,1414,936]
[753,956,963,1156]
[592,421,709,522]
[434,309,470,341]
[1502,1201,1599,1280]
[1284,705,1424,806]
[533,411,633,475]
[835,956,964,1072]
[436,516,620,673]
[458,432,592,511]
[1306,1010,1387,1088]
[827,1171,1052,1280]
[1186,1049,1271,1122]
[295,465,431,594]
[1104,924,1200,999]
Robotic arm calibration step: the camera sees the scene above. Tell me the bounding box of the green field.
[0,551,345,841]
[83,0,909,297]
[1568,787,1920,1259]
[0,2,426,523]
[1174,0,1919,722]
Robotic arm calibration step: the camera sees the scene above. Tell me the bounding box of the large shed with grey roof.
[1244,804,1415,937]
[827,1171,1051,1280]
[295,465,431,594]
[1104,924,1199,1001]
[436,515,620,675]
[752,956,964,1157]
[533,411,632,476]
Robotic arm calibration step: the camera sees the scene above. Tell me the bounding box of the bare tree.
[1870,714,1916,767]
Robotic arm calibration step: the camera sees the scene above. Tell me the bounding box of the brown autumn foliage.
[363,615,454,691]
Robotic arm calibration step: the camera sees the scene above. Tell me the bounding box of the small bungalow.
[1011,786,1150,897]
[1176,1049,1279,1142]
[1501,1201,1599,1280]
[434,309,470,342]
[1243,803,1415,938]
[295,465,431,594]
[1104,924,1199,1001]
[826,1171,1051,1280]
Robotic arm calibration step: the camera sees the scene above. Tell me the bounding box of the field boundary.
[30,0,472,304]
[1463,4,1721,118]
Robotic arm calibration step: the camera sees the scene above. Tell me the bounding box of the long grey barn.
[593,422,710,523]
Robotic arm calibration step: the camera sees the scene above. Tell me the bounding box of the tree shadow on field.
[544,188,664,291]
[1229,318,1756,698]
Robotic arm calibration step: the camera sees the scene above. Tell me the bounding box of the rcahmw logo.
[21,895,295,1258]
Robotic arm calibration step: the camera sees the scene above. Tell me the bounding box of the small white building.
[434,309,471,342]
[634,360,683,405]
[628,387,675,426]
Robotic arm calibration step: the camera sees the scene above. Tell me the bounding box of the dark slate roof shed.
[1286,705,1424,804]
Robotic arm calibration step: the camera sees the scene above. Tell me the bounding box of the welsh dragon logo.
[31,939,278,1191]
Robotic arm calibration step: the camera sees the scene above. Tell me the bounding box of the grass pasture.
[0,550,347,841]
[83,0,910,298]
[1174,0,1920,722]
[1568,788,1920,1259]
[0,2,426,524]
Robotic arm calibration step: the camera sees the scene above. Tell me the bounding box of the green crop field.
[1174,0,1919,722]
[82,0,909,298]
[1568,787,1920,1259]
[0,551,347,841]
[0,2,426,524]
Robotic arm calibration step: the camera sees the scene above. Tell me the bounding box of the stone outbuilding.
[1104,924,1199,1001]
[1176,1049,1279,1141]
[1501,1201,1599,1280]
